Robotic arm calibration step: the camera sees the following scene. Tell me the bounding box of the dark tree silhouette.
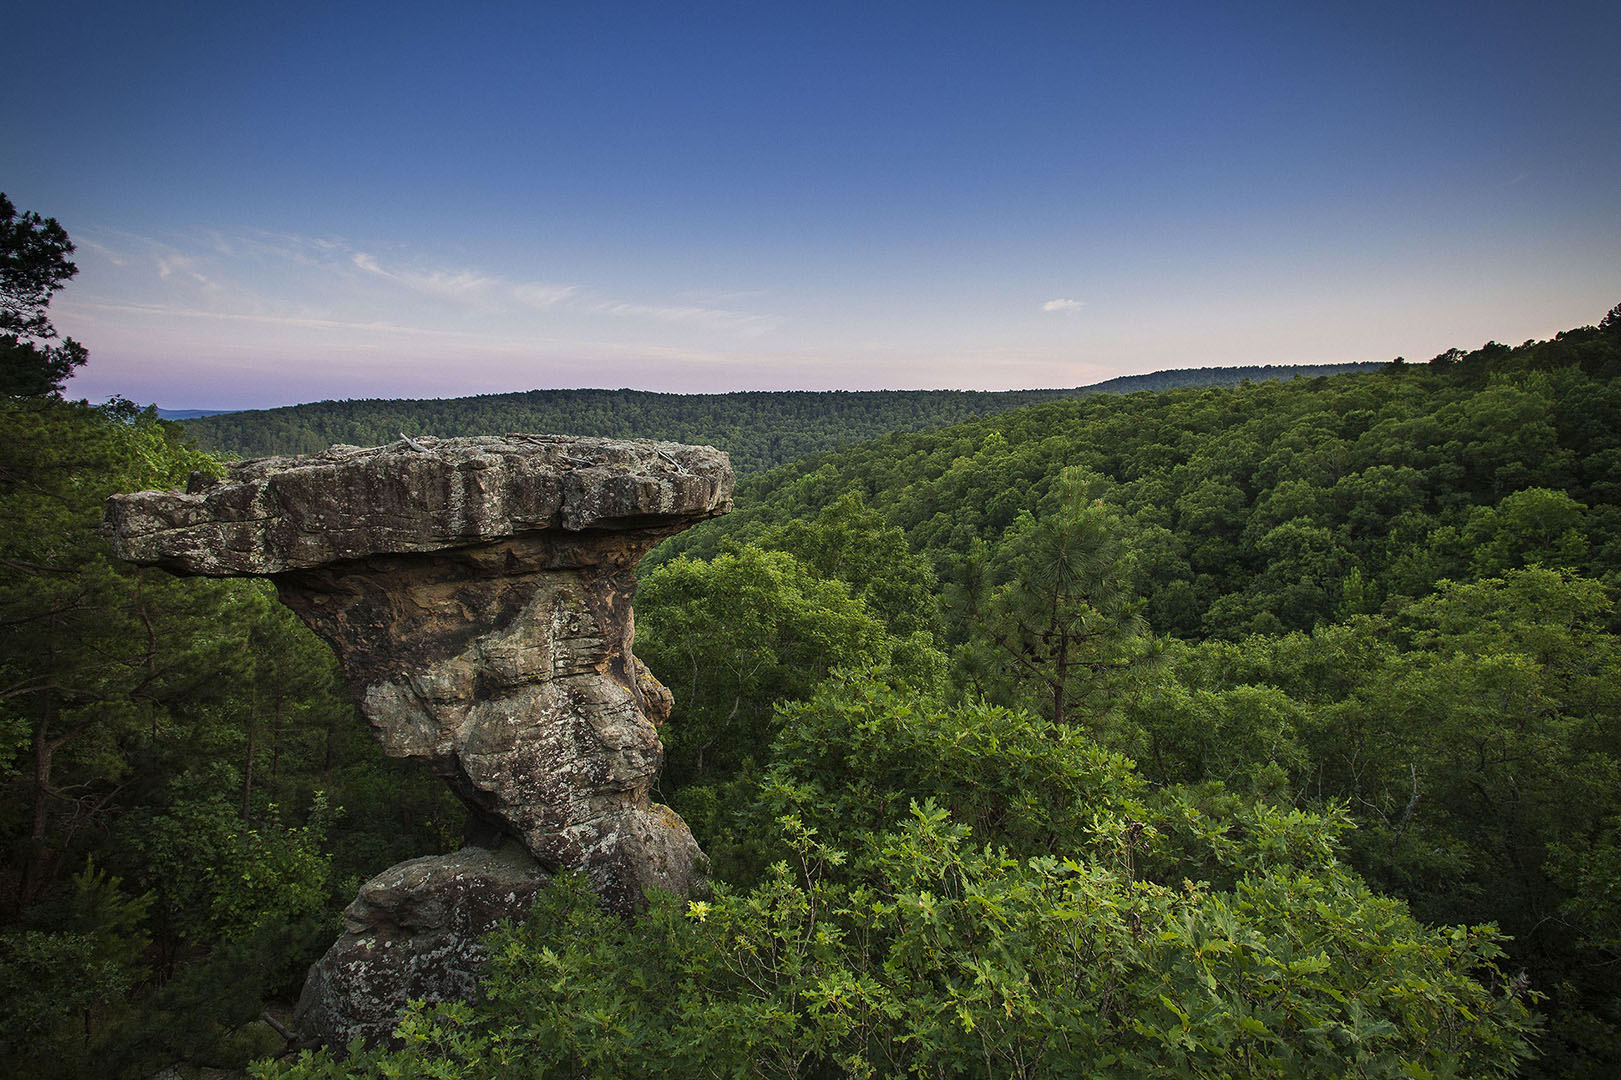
[1,193,87,396]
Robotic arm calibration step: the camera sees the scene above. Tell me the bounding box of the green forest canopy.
[5,307,1621,1077]
[629,315,1621,1076]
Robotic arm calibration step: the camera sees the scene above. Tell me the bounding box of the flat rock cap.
[104,434,733,576]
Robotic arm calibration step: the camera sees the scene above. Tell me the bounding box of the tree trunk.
[21,705,58,909]
[20,605,62,910]
[242,703,256,822]
[1052,621,1068,728]
[323,706,336,776]
[270,706,281,790]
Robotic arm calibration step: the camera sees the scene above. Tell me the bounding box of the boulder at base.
[294,843,549,1049]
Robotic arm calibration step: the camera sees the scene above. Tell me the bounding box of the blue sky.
[5,1,1618,409]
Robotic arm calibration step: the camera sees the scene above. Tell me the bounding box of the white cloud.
[70,299,456,336]
[351,251,764,330]
[672,287,769,304]
[67,223,783,371]
[155,254,208,285]
[1041,298,1084,313]
[414,269,495,298]
[350,252,506,303]
[590,300,779,335]
[79,239,128,267]
[510,282,577,308]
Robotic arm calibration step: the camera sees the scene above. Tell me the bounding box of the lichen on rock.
[292,842,550,1049]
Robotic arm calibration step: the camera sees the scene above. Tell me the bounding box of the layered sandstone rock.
[105,434,732,1044]
[293,843,550,1048]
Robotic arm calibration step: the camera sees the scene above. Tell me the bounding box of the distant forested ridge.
[179,361,1380,471]
[153,408,232,420]
[1085,360,1383,395]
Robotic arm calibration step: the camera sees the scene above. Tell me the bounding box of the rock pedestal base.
[294,844,549,1048]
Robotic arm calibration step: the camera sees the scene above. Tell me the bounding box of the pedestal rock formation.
[104,434,732,1045]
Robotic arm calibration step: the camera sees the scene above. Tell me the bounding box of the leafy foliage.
[262,676,1536,1080]
[642,308,1621,1074]
[0,399,462,1077]
[637,545,930,788]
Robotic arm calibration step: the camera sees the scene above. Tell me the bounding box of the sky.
[4,0,1618,410]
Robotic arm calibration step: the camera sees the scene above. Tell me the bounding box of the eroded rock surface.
[293,843,550,1048]
[105,433,729,575]
[105,434,731,1045]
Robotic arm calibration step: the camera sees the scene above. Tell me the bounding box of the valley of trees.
[179,361,1380,475]
[2,200,1617,1076]
[633,315,1621,1076]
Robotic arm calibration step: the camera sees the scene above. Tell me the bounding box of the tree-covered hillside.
[630,310,1621,1075]
[656,325,1621,638]
[6,295,1617,1078]
[179,363,1380,473]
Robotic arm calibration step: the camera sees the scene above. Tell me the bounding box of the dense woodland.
[3,281,1619,1077]
[179,362,1380,475]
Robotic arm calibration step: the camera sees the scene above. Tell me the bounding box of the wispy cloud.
[156,253,209,285]
[672,287,769,305]
[79,239,129,267]
[351,251,499,299]
[589,300,778,334]
[65,224,784,371]
[1041,298,1083,313]
[346,251,771,331]
[69,299,467,338]
[510,281,577,308]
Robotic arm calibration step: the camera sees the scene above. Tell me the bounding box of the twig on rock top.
[399,433,433,453]
[656,448,691,475]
